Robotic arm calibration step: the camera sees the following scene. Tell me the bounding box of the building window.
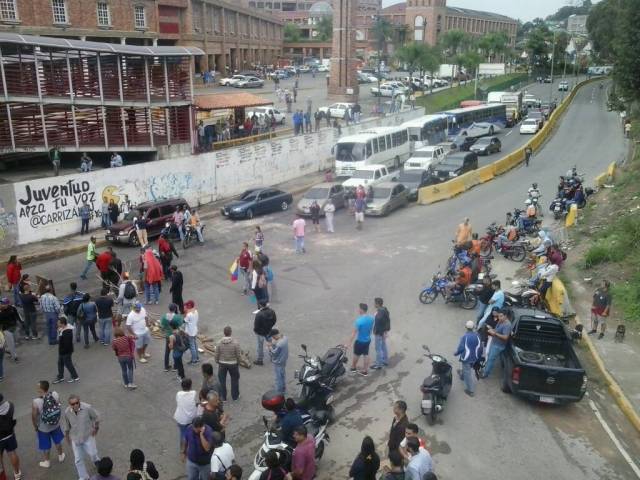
[134,5,146,29]
[96,2,110,26]
[0,0,18,21]
[274,2,280,8]
[51,0,68,24]
[414,15,424,41]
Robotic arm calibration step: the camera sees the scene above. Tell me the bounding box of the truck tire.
[501,369,512,394]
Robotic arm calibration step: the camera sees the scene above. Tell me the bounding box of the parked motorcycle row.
[248,344,348,479]
[549,166,595,219]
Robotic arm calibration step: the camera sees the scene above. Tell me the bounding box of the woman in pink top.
[292,215,306,254]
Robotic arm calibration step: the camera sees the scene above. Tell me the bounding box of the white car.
[404,145,447,171]
[318,102,354,119]
[461,122,501,138]
[519,119,539,135]
[316,64,330,72]
[299,65,311,73]
[558,81,569,92]
[219,75,247,86]
[342,164,395,189]
[371,81,409,97]
[234,76,264,88]
[246,106,286,125]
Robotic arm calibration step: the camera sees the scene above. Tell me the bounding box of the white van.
[404,145,447,171]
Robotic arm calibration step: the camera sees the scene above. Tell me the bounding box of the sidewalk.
[1,169,326,269]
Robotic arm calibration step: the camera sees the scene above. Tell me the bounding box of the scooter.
[420,345,453,425]
[248,391,330,480]
[295,344,347,413]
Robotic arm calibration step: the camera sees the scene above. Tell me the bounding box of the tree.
[315,16,332,42]
[395,42,440,78]
[439,29,468,59]
[613,0,640,103]
[478,31,509,62]
[586,0,619,61]
[526,26,549,66]
[284,22,301,42]
[546,0,592,22]
[371,17,394,63]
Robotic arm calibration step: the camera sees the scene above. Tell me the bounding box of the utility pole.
[549,28,557,104]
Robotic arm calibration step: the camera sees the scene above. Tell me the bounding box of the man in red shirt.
[95,249,113,289]
[291,426,316,480]
[238,242,252,295]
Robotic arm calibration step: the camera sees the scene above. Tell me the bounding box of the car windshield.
[371,188,391,199]
[240,191,258,201]
[523,120,538,125]
[352,170,375,180]
[399,171,424,182]
[336,142,366,162]
[475,138,491,145]
[442,158,464,167]
[528,112,542,118]
[412,151,434,158]
[304,188,329,200]
[123,210,141,221]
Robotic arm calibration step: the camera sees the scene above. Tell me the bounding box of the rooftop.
[445,6,516,22]
[194,92,273,110]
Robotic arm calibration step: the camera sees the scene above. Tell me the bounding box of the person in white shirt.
[125,303,151,363]
[184,300,199,364]
[323,199,335,233]
[210,431,235,479]
[173,378,198,452]
[539,263,559,298]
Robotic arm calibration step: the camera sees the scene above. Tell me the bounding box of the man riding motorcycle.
[446,264,472,299]
[518,199,539,232]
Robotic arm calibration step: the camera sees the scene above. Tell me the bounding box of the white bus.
[402,114,449,149]
[333,126,411,177]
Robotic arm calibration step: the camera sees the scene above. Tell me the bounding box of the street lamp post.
[549,28,557,104]
[372,15,382,116]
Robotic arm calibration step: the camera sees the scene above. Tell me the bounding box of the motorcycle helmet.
[532,183,538,189]
[261,390,285,412]
[525,199,532,205]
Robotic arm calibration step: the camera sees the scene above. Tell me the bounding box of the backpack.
[63,294,83,316]
[124,281,136,300]
[257,272,267,289]
[0,403,16,437]
[174,331,189,353]
[40,393,61,426]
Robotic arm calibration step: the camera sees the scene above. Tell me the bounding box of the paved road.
[6,79,637,480]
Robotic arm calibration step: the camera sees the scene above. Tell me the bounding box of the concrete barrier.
[414,77,594,205]
[565,203,578,227]
[546,277,566,317]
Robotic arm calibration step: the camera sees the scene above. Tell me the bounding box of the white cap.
[465,320,475,330]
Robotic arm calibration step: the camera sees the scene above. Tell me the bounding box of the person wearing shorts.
[0,394,22,479]
[310,201,321,233]
[347,303,374,377]
[354,196,366,230]
[589,280,612,339]
[32,381,66,469]
[126,303,152,363]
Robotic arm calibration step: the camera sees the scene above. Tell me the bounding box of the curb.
[13,177,323,268]
[574,313,640,434]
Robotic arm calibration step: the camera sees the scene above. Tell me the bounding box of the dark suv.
[105,198,189,246]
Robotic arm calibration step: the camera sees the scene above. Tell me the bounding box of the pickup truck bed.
[501,308,586,404]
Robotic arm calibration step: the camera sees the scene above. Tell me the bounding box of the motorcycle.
[479,223,527,262]
[549,197,566,220]
[504,281,544,310]
[295,344,347,412]
[248,391,330,480]
[420,345,453,425]
[418,272,478,309]
[182,223,205,249]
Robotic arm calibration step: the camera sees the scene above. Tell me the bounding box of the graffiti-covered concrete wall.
[3,109,423,248]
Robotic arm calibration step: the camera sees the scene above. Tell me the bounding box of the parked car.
[500,307,587,404]
[234,76,264,88]
[451,134,477,151]
[318,102,354,119]
[404,145,447,171]
[270,70,289,80]
[316,65,330,72]
[519,118,539,135]
[296,182,346,216]
[558,80,569,92]
[219,75,247,86]
[397,169,433,200]
[221,188,293,220]
[470,136,502,155]
[371,82,409,97]
[431,152,478,182]
[543,76,553,83]
[298,65,311,73]
[246,106,286,125]
[365,182,409,216]
[105,198,188,246]
[342,164,396,189]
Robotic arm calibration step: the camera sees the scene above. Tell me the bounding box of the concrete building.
[0,0,284,74]
[566,14,588,35]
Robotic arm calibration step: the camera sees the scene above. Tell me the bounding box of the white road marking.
[588,399,640,478]
[505,129,513,137]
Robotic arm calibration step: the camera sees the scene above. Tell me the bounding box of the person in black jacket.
[253,302,276,366]
[388,400,408,458]
[0,394,22,479]
[371,297,390,370]
[53,316,79,383]
[0,298,21,362]
[349,435,380,480]
[170,265,184,313]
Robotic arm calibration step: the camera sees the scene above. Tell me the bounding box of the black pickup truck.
[500,308,587,404]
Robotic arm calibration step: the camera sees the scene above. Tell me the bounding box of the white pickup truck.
[404,145,448,171]
[342,164,396,189]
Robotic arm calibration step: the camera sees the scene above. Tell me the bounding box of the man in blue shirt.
[482,309,513,378]
[453,320,483,397]
[267,328,289,394]
[478,280,504,328]
[347,303,374,377]
[405,437,433,480]
[279,398,304,445]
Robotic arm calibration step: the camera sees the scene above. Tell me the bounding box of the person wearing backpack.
[251,260,269,305]
[117,273,138,316]
[31,380,66,469]
[169,320,189,381]
[77,293,99,349]
[209,431,234,480]
[0,394,22,480]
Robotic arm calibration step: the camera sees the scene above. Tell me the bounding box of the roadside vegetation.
[416,73,528,113]
[575,122,640,322]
